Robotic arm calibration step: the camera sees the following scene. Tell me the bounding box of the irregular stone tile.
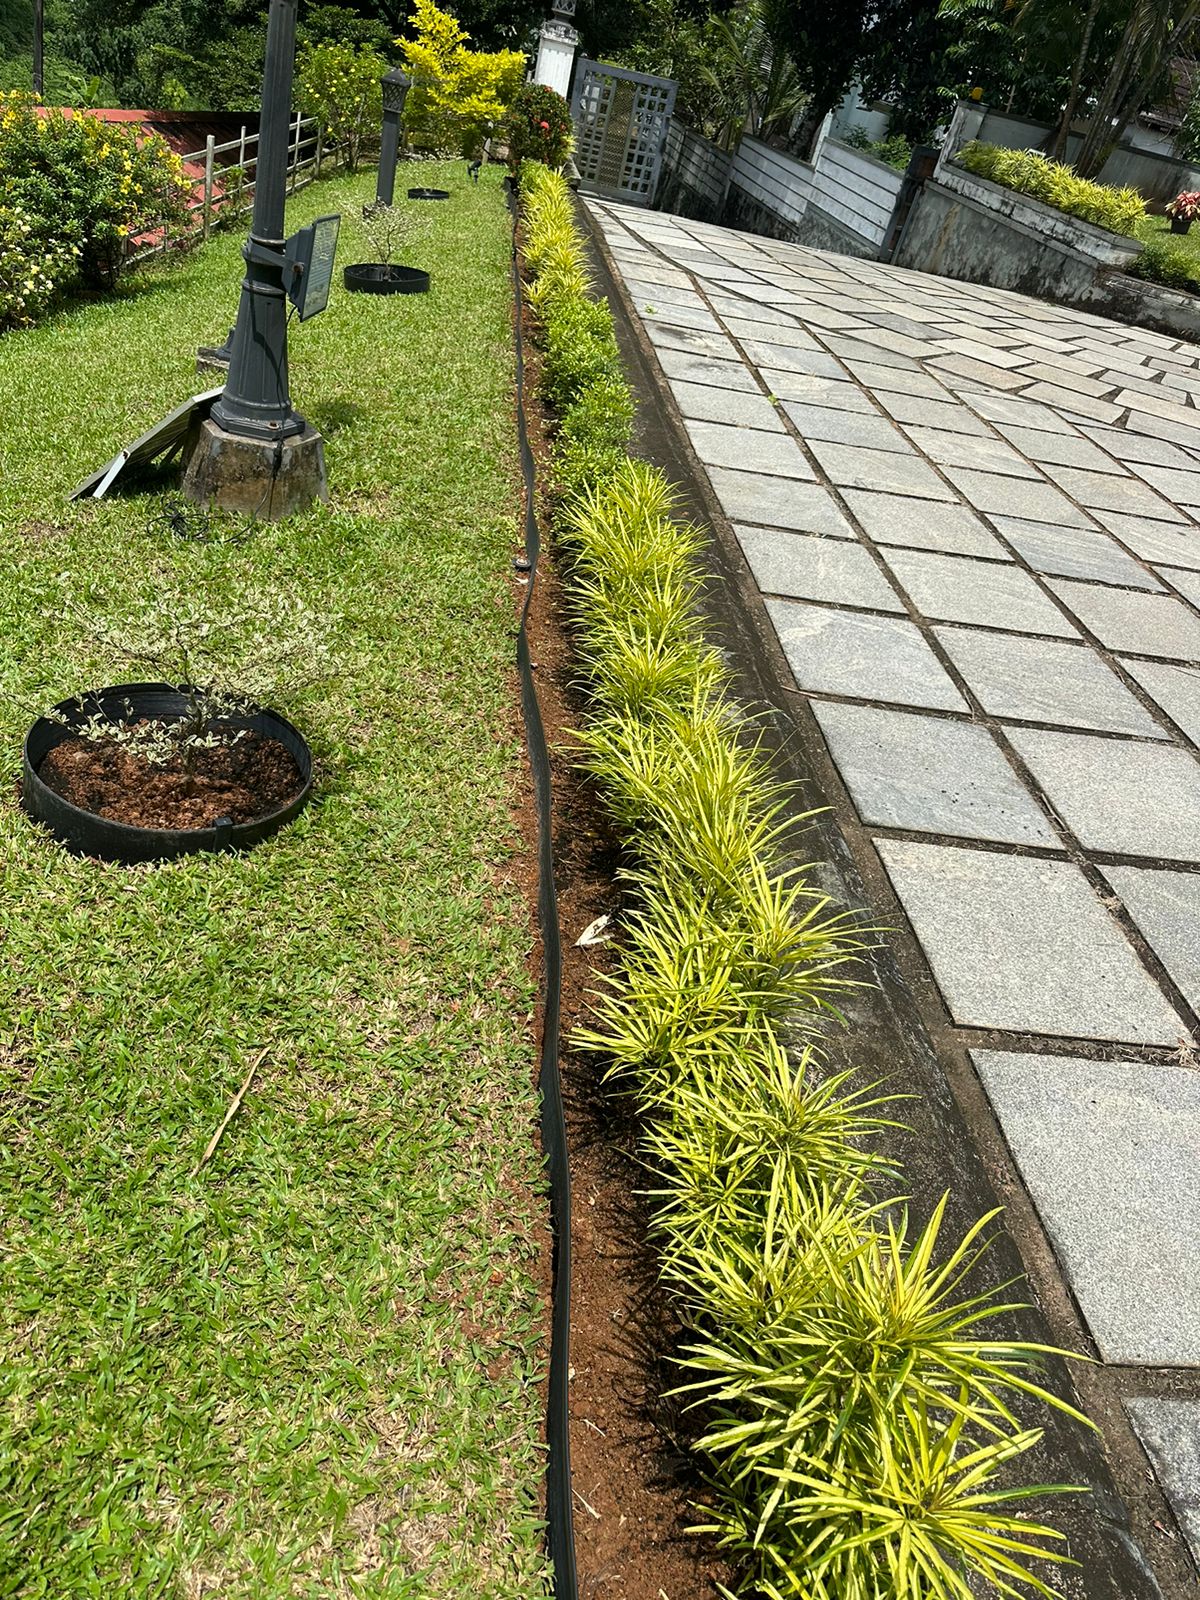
[783,404,910,452]
[808,441,953,500]
[842,361,955,398]
[759,370,874,411]
[709,293,803,329]
[640,300,723,333]
[935,628,1164,736]
[876,392,993,435]
[843,491,1009,558]
[1161,566,1200,607]
[1017,362,1118,395]
[624,277,709,309]
[940,467,1093,528]
[1105,866,1200,1013]
[1126,1399,1200,1560]
[812,702,1056,845]
[684,420,812,478]
[884,550,1078,636]
[826,337,920,370]
[1129,463,1200,508]
[1014,382,1125,423]
[724,317,822,350]
[974,1054,1200,1364]
[1090,512,1200,572]
[903,426,1040,478]
[1121,658,1200,744]
[1046,580,1200,661]
[992,517,1161,590]
[928,353,1034,391]
[965,392,1080,435]
[654,345,763,393]
[643,321,741,360]
[736,528,903,610]
[708,469,853,535]
[1037,464,1186,521]
[765,601,967,710]
[878,842,1180,1042]
[934,337,1031,369]
[1005,726,1200,861]
[670,380,785,431]
[741,341,845,378]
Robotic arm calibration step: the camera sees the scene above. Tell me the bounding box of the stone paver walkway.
[586,198,1200,1579]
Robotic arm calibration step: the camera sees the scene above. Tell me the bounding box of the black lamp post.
[209,0,305,443]
[376,68,411,206]
[32,0,43,99]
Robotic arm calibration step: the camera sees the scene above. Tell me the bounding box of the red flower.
[539,120,550,131]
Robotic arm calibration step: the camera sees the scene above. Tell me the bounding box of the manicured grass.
[0,164,551,1599]
[1137,211,1200,263]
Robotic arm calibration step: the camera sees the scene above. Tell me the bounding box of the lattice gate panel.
[570,59,677,206]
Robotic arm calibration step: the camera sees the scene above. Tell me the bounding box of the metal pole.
[210,0,304,442]
[32,0,43,100]
[377,109,400,205]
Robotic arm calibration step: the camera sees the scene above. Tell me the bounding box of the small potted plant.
[1166,191,1200,235]
[344,202,432,295]
[22,592,330,863]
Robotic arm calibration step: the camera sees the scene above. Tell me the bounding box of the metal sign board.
[284,213,341,321]
[69,387,224,501]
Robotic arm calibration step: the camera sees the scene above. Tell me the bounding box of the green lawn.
[0,164,551,1598]
[1137,211,1200,263]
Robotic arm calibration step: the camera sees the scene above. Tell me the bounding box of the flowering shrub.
[504,84,572,174]
[297,41,388,171]
[0,90,191,321]
[0,205,79,327]
[1167,190,1200,223]
[399,0,524,157]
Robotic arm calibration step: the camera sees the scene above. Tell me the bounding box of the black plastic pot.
[22,682,314,865]
[343,262,430,295]
[407,187,450,201]
[1170,214,1193,235]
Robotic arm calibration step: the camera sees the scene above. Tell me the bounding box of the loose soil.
[39,728,303,830]
[510,278,735,1598]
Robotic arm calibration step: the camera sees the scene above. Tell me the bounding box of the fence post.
[315,124,323,178]
[203,134,215,240]
[290,110,301,190]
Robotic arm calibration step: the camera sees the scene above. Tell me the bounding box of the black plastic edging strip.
[505,176,578,1600]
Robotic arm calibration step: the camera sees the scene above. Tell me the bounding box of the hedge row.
[957,140,1145,237]
[520,162,1090,1600]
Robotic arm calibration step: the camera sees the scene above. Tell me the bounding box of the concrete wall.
[659,131,905,259]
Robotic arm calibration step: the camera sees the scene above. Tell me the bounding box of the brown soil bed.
[39,728,303,830]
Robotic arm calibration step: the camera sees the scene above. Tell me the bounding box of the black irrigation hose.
[506,177,578,1600]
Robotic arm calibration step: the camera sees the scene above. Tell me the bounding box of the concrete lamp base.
[182,417,328,519]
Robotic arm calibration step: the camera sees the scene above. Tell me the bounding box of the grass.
[0,162,551,1599]
[1137,212,1200,261]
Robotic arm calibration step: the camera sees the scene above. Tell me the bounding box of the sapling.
[49,593,333,782]
[359,201,430,267]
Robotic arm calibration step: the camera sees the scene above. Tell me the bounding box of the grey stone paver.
[762,371,875,411]
[991,517,1161,590]
[765,601,967,709]
[879,842,1181,1043]
[1045,579,1200,660]
[813,702,1056,845]
[1005,726,1200,861]
[1037,464,1186,521]
[973,1052,1200,1364]
[883,549,1079,635]
[655,345,762,392]
[736,528,903,610]
[1120,659,1200,744]
[1126,1400,1200,1560]
[1163,565,1200,607]
[741,340,843,376]
[1105,865,1200,1012]
[669,379,785,431]
[783,403,908,451]
[939,466,1093,527]
[707,468,852,535]
[901,426,1040,478]
[876,391,993,434]
[1089,512,1200,571]
[934,629,1164,736]
[684,419,812,478]
[842,491,1008,558]
[807,441,953,500]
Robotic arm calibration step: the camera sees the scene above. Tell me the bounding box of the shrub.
[957,140,1146,237]
[0,92,191,294]
[399,0,524,157]
[840,124,912,171]
[505,83,573,174]
[0,203,78,328]
[296,40,388,171]
[1127,235,1200,295]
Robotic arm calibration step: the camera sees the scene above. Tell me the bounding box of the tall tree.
[1075,0,1200,173]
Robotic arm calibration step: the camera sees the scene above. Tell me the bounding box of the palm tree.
[1074,0,1200,175]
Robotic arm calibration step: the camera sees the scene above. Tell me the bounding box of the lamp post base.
[182,416,328,519]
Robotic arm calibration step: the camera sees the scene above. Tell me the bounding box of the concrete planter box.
[934,161,1142,270]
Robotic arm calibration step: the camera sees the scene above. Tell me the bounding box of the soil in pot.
[38,729,303,830]
[343,262,430,295]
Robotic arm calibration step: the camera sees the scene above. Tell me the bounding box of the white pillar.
[534,18,578,100]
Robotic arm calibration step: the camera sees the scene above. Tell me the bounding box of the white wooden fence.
[133,113,345,262]
[732,135,904,248]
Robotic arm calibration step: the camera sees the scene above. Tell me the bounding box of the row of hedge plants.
[956,140,1145,237]
[521,158,1092,1600]
[0,90,191,329]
